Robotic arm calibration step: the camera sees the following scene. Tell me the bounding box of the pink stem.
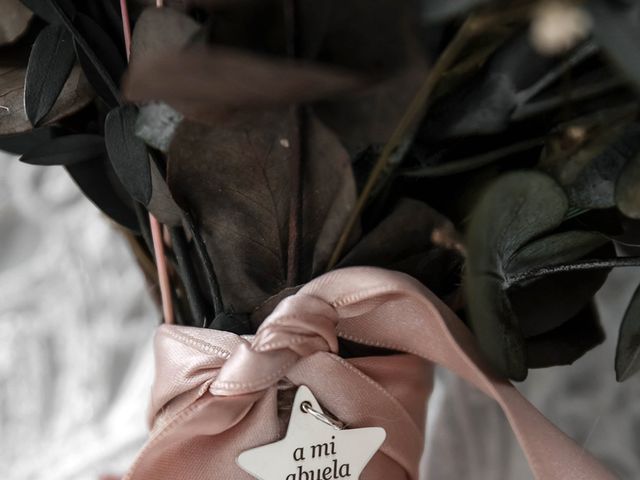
[119,0,174,324]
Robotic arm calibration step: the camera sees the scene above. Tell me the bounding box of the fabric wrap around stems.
[125,267,614,480]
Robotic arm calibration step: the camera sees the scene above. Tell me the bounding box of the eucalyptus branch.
[326,16,483,270]
[506,256,640,286]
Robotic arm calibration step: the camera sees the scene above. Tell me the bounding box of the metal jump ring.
[300,401,345,431]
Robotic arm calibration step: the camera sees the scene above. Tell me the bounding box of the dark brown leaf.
[0,64,93,135]
[130,7,200,65]
[0,0,32,45]
[168,111,355,313]
[123,47,364,124]
[315,65,427,156]
[338,198,464,299]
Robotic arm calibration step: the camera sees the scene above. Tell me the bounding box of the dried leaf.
[616,282,640,381]
[124,47,364,124]
[168,111,355,313]
[339,198,464,299]
[25,24,75,126]
[0,64,93,135]
[130,7,200,65]
[298,0,420,73]
[0,0,32,45]
[315,66,427,156]
[20,134,105,165]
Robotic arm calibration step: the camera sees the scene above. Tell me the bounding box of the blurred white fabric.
[1,152,638,479]
[0,155,156,480]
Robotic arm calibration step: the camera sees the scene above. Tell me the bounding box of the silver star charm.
[237,386,386,480]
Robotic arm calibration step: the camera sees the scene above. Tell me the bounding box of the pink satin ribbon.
[124,267,614,480]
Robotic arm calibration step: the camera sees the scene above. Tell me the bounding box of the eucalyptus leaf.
[1,0,32,45]
[542,123,640,210]
[105,105,151,205]
[526,304,604,368]
[616,282,640,381]
[25,24,76,126]
[420,36,593,141]
[465,171,610,380]
[65,156,139,231]
[587,0,640,90]
[168,111,355,313]
[20,134,105,165]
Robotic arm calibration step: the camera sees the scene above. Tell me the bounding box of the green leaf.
[526,304,604,368]
[587,0,640,90]
[615,282,640,381]
[465,171,611,380]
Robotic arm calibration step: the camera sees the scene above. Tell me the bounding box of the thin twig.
[120,0,174,324]
[326,16,482,269]
[185,213,224,318]
[50,1,121,103]
[170,227,207,326]
[506,256,640,286]
[285,0,303,286]
[402,137,545,178]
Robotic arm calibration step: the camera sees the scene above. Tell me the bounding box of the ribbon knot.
[211,294,339,396]
[128,267,615,480]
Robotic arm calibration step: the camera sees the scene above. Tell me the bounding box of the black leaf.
[65,156,140,232]
[105,105,151,205]
[0,127,66,155]
[25,24,76,126]
[72,12,125,106]
[20,0,75,24]
[20,134,106,166]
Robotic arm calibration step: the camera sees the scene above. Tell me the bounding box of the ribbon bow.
[125,267,614,480]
